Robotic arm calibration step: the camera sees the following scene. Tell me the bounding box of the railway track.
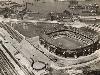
[0,48,19,75]
[1,23,23,43]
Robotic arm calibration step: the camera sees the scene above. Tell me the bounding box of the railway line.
[0,47,19,75]
[0,22,24,43]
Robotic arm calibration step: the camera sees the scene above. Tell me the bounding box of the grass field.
[52,35,83,50]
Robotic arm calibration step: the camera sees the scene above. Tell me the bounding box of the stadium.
[38,23,99,58]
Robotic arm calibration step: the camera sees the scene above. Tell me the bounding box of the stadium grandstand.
[39,26,99,58]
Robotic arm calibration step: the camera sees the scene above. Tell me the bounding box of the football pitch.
[51,35,84,50]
